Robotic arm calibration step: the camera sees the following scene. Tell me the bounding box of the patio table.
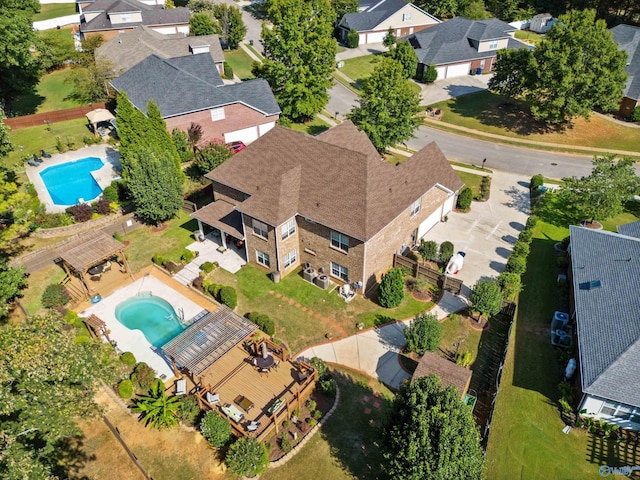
[255,354,274,369]
[234,395,254,412]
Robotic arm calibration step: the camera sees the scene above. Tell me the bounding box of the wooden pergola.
[58,230,133,299]
[84,314,112,343]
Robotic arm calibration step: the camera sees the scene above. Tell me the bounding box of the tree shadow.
[308,124,330,136]
[502,186,531,214]
[536,193,581,228]
[7,91,45,116]
[51,433,96,480]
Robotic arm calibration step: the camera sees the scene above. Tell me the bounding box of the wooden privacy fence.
[392,253,464,295]
[5,103,107,130]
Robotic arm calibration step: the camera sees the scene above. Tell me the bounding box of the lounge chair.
[27,159,39,167]
[32,154,43,164]
[175,378,187,395]
[40,149,52,158]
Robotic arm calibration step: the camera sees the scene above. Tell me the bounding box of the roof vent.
[579,280,602,290]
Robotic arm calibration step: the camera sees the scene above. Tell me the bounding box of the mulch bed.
[149,223,169,234]
[410,290,432,302]
[466,315,490,332]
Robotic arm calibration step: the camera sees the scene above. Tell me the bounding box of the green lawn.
[21,263,66,316]
[33,3,76,21]
[340,54,422,96]
[514,29,544,46]
[10,67,82,116]
[429,91,640,152]
[7,118,93,169]
[439,313,482,366]
[224,48,257,80]
[288,117,331,136]
[261,366,392,480]
[456,170,485,199]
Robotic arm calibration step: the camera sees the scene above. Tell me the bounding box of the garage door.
[224,126,259,144]
[366,31,387,44]
[445,63,471,78]
[442,195,455,216]
[417,208,441,239]
[436,66,446,80]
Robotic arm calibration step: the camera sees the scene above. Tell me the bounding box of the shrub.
[41,283,70,308]
[511,241,530,258]
[310,357,329,379]
[439,241,454,264]
[306,399,317,412]
[192,275,204,291]
[181,249,196,264]
[119,352,136,367]
[280,435,293,454]
[132,362,156,390]
[200,411,232,447]
[35,212,73,228]
[530,174,544,191]
[118,379,133,399]
[313,409,322,420]
[497,272,522,300]
[308,418,318,428]
[526,215,539,230]
[418,239,438,262]
[404,312,442,355]
[319,377,337,396]
[378,268,405,308]
[201,261,215,273]
[247,312,275,336]
[226,437,269,477]
[177,396,200,425]
[94,197,112,215]
[206,282,220,298]
[346,28,359,48]
[219,286,237,309]
[152,254,165,266]
[55,136,66,152]
[113,231,123,242]
[456,351,473,367]
[66,203,93,222]
[422,63,438,83]
[223,61,233,79]
[456,186,473,210]
[282,419,290,429]
[632,105,640,122]
[102,183,119,202]
[518,228,534,243]
[505,255,527,275]
[480,176,491,200]
[470,278,503,319]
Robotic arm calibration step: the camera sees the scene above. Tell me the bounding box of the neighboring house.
[96,25,224,75]
[569,224,640,430]
[110,54,280,145]
[412,351,472,399]
[192,121,463,293]
[78,0,190,40]
[406,16,530,80]
[529,13,554,33]
[338,0,439,45]
[610,24,640,118]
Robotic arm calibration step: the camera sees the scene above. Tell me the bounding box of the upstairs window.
[252,219,268,239]
[210,107,225,121]
[411,198,421,217]
[330,231,349,252]
[403,13,412,21]
[281,218,296,240]
[488,40,499,49]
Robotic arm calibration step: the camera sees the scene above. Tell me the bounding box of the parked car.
[229,141,246,154]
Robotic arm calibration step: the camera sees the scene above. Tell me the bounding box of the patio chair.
[175,378,187,395]
[273,359,280,369]
[27,159,39,167]
[40,149,52,159]
[206,392,220,404]
[32,154,43,164]
[247,421,260,432]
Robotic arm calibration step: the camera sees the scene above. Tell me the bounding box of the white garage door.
[445,63,471,78]
[442,195,455,216]
[436,66,446,80]
[224,126,259,144]
[418,208,441,239]
[366,31,387,44]
[359,33,367,45]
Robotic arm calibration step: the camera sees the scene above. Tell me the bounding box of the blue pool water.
[40,157,104,205]
[115,296,184,347]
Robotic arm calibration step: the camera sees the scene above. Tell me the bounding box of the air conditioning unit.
[302,267,317,282]
[314,274,330,289]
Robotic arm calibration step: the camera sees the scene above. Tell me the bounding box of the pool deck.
[25,144,122,213]
[80,270,214,379]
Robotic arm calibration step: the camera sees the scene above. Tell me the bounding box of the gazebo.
[58,230,133,299]
[85,108,115,136]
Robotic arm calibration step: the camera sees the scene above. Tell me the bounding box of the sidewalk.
[239,42,262,63]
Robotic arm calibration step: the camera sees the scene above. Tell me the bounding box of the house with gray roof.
[78,0,190,41]
[338,0,439,45]
[110,54,280,146]
[192,121,463,293]
[617,220,640,239]
[96,25,224,75]
[406,16,530,80]
[610,24,640,119]
[570,225,640,429]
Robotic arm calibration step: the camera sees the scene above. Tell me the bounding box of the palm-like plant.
[187,122,203,155]
[132,379,181,429]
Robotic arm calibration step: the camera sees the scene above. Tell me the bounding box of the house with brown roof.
[192,121,463,293]
[412,351,472,398]
[79,0,191,40]
[96,25,225,75]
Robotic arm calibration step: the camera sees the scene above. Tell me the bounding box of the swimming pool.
[40,157,104,205]
[115,295,184,348]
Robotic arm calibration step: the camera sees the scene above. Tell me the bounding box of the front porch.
[186,231,246,274]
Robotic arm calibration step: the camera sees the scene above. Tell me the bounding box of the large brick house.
[406,16,530,80]
[610,24,640,119]
[78,0,191,41]
[192,122,463,293]
[110,53,280,145]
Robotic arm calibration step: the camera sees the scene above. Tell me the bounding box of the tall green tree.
[404,312,442,355]
[389,40,418,79]
[211,4,246,49]
[470,278,503,320]
[0,114,14,158]
[115,92,150,166]
[253,0,337,122]
[331,0,358,30]
[413,0,459,18]
[190,11,221,36]
[124,147,184,224]
[133,378,181,429]
[66,59,118,104]
[383,375,485,480]
[489,9,628,124]
[0,260,27,319]
[0,1,41,109]
[146,100,182,173]
[383,27,396,48]
[0,312,120,479]
[0,166,34,252]
[559,154,640,224]
[349,57,421,152]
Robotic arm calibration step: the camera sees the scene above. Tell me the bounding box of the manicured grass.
[599,200,640,232]
[438,313,482,366]
[383,151,410,164]
[6,118,93,169]
[455,170,485,199]
[224,48,257,80]
[123,211,199,273]
[208,265,432,353]
[21,263,66,316]
[261,366,392,480]
[340,54,383,86]
[429,91,640,152]
[288,117,331,136]
[514,29,544,46]
[449,160,492,173]
[33,3,77,21]
[11,67,82,115]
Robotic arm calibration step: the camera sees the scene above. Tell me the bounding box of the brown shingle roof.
[191,200,244,239]
[206,122,462,241]
[412,351,472,398]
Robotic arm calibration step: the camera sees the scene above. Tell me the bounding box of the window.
[480,59,486,68]
[210,107,225,121]
[331,262,349,281]
[330,231,349,252]
[599,401,640,422]
[410,198,421,217]
[600,401,617,416]
[402,13,412,21]
[256,250,270,267]
[252,219,268,239]
[283,249,297,269]
[281,218,296,240]
[488,40,499,49]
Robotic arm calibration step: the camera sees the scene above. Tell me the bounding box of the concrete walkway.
[296,291,467,390]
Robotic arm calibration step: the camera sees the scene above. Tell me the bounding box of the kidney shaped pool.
[115,295,184,348]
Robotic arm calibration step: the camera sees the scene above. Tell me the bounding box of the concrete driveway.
[424,169,530,295]
[420,74,492,106]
